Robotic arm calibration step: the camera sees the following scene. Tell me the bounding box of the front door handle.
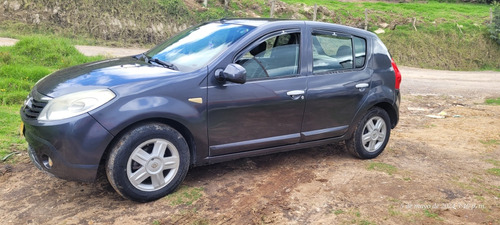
[286,90,305,100]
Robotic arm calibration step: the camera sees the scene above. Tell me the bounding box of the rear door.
[301,29,371,142]
[207,29,307,156]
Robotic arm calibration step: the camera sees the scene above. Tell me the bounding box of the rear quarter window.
[353,36,366,68]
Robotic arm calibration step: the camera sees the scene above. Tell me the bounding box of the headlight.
[38,89,115,121]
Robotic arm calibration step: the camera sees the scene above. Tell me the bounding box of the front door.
[207,31,306,156]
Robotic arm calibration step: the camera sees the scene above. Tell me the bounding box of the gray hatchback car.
[21,19,401,202]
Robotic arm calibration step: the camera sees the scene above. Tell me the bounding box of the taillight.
[391,58,402,90]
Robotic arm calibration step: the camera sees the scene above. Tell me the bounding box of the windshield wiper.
[151,58,178,71]
[136,54,178,71]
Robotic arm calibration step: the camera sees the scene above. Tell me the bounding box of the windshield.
[146,22,255,72]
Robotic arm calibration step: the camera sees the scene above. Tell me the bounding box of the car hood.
[35,57,180,98]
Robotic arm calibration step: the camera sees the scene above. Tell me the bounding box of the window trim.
[352,36,367,69]
[310,30,367,75]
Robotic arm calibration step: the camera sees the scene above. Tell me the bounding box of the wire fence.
[201,0,495,32]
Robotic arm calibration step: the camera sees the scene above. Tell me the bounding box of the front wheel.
[106,123,190,202]
[346,107,391,159]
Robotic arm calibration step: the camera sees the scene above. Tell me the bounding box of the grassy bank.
[0,36,103,105]
[1,0,499,70]
[0,0,228,47]
[281,0,500,70]
[0,104,25,160]
[0,36,104,160]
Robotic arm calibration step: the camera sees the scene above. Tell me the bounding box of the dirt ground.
[0,41,499,224]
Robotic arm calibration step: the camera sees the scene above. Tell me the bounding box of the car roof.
[216,18,376,38]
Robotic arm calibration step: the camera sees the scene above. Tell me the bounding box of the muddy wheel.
[106,123,190,202]
[346,107,390,159]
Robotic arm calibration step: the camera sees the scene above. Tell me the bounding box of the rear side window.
[312,32,366,74]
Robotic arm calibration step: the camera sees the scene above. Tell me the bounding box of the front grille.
[23,95,48,119]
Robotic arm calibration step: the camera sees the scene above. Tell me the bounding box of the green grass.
[485,97,500,105]
[165,185,204,206]
[0,0,236,48]
[388,205,401,216]
[480,139,500,145]
[0,21,110,47]
[0,35,104,160]
[333,209,345,215]
[487,168,500,176]
[0,104,26,160]
[486,159,500,167]
[282,0,491,23]
[2,0,499,70]
[423,209,441,220]
[0,36,103,105]
[357,220,375,225]
[281,0,500,70]
[367,162,398,175]
[191,219,209,225]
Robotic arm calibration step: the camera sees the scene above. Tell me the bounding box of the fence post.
[412,17,417,31]
[203,0,207,8]
[491,8,494,24]
[224,0,229,16]
[364,9,368,30]
[313,4,317,21]
[270,0,275,18]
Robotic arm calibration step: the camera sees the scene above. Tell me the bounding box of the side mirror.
[215,64,246,84]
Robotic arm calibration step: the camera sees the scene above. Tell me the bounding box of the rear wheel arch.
[373,102,398,128]
[346,100,397,139]
[346,106,391,159]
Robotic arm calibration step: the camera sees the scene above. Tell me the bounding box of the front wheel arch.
[105,122,190,202]
[97,118,196,180]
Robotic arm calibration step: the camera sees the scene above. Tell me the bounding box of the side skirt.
[204,136,346,165]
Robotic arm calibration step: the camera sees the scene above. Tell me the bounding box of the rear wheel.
[106,123,190,202]
[346,107,391,159]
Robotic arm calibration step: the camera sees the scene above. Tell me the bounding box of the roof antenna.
[220,18,226,23]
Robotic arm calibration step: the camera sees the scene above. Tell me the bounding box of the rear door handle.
[286,90,305,100]
[355,83,369,89]
[355,83,369,92]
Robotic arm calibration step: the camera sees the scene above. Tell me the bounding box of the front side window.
[146,22,254,72]
[236,32,300,80]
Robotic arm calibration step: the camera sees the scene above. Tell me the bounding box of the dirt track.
[0,39,499,224]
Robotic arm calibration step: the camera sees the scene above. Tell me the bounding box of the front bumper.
[22,113,114,182]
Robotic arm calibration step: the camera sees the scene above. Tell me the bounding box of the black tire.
[346,107,391,159]
[106,123,190,202]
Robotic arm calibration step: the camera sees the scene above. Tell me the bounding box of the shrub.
[490,3,500,45]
